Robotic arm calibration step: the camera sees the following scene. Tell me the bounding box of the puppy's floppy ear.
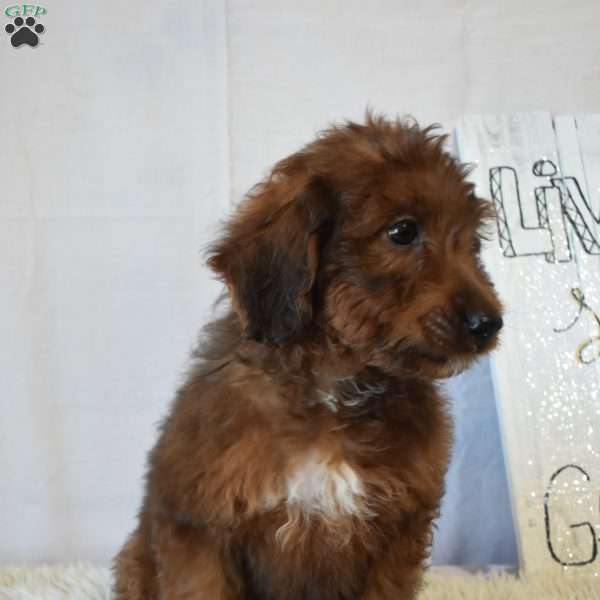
[208,176,336,345]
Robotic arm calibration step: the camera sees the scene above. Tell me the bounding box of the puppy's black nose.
[465,311,503,348]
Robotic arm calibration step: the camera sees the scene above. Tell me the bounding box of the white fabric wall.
[1,0,598,566]
[0,1,230,563]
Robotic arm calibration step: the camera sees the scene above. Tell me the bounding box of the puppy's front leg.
[153,517,242,600]
[362,531,430,600]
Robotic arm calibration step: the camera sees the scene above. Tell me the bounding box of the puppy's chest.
[274,451,370,520]
[241,453,377,599]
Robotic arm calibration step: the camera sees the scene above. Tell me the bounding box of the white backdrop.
[1,0,599,567]
[0,1,229,563]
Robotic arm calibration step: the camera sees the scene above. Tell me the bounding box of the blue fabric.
[431,357,519,567]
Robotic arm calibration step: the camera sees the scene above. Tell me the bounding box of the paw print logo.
[5,16,45,48]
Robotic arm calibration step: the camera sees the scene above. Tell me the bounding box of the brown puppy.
[113,114,503,600]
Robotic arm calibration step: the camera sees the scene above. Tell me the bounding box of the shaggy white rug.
[0,563,599,599]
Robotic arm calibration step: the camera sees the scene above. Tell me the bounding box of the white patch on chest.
[285,451,368,518]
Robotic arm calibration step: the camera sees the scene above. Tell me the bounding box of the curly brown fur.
[113,113,503,600]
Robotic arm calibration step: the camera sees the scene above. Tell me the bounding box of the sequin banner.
[456,114,600,576]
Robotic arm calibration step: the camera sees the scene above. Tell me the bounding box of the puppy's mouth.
[413,348,450,364]
[397,346,469,379]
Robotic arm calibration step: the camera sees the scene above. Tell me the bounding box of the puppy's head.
[209,114,502,378]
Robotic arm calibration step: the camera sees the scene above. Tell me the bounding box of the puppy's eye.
[387,219,419,245]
